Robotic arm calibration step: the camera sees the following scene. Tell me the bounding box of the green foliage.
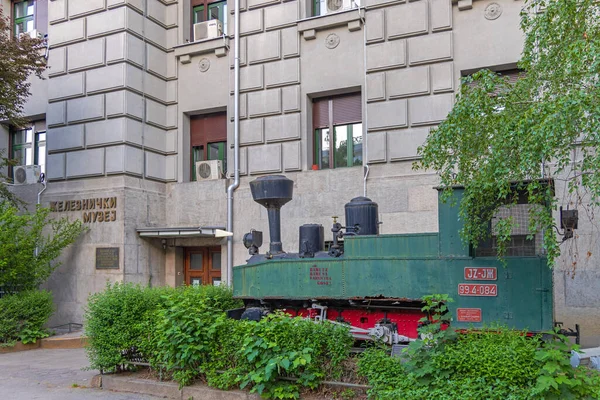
[237,312,353,399]
[0,290,53,345]
[145,285,243,387]
[0,201,86,293]
[84,282,172,372]
[415,0,600,266]
[358,295,600,399]
[85,283,353,398]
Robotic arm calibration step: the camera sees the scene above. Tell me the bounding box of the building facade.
[2,0,599,346]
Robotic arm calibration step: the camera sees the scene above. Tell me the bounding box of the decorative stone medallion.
[325,33,340,49]
[198,58,211,72]
[484,3,502,20]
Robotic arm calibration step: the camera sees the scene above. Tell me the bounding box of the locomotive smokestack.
[249,175,294,255]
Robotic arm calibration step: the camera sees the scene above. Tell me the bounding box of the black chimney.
[249,175,294,255]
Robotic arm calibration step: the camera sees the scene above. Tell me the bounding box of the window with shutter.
[190,113,227,181]
[313,93,363,170]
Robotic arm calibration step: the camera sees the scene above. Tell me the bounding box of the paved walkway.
[0,348,160,399]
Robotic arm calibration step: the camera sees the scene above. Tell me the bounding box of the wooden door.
[184,247,222,286]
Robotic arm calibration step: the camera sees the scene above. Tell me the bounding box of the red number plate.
[464,267,497,281]
[458,284,497,297]
[457,308,482,322]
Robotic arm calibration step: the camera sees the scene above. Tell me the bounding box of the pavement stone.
[0,347,160,399]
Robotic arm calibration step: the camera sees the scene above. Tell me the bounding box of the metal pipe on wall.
[226,0,241,286]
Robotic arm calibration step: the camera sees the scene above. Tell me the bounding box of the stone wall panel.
[386,66,430,99]
[386,1,428,40]
[248,143,282,174]
[367,99,407,131]
[366,40,406,72]
[408,93,453,126]
[265,113,301,142]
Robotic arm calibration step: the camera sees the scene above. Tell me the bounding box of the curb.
[0,336,88,353]
[40,336,89,349]
[97,374,260,400]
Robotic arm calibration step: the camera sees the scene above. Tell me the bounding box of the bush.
[358,294,600,399]
[0,290,54,346]
[145,285,243,386]
[84,282,172,372]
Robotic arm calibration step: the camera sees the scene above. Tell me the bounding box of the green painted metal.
[233,189,553,332]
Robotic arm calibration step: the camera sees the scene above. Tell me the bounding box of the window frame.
[9,124,46,175]
[191,0,227,36]
[12,0,35,38]
[312,94,363,170]
[190,112,227,181]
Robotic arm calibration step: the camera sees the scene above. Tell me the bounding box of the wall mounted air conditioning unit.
[326,0,354,13]
[19,29,45,40]
[13,165,41,185]
[196,160,223,181]
[193,20,223,42]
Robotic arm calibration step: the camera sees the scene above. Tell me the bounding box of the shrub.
[146,285,243,386]
[237,312,354,399]
[358,294,600,399]
[0,290,54,346]
[84,282,172,372]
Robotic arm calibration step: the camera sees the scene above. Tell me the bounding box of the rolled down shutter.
[190,113,227,147]
[332,93,362,125]
[313,98,329,130]
[465,69,525,95]
[313,93,362,129]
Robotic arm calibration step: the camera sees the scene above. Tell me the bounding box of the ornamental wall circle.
[325,33,340,49]
[199,58,211,72]
[484,3,502,20]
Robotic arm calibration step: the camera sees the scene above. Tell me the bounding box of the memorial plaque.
[96,247,120,269]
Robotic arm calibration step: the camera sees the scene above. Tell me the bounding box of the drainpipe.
[35,174,46,256]
[359,6,368,197]
[226,0,241,286]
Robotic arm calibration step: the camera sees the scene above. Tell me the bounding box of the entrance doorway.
[184,247,222,286]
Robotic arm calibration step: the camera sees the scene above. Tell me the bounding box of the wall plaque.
[96,248,120,269]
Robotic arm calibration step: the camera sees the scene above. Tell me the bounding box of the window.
[313,94,362,169]
[313,0,360,17]
[10,125,45,174]
[13,1,35,37]
[192,0,227,35]
[472,187,546,257]
[190,112,227,181]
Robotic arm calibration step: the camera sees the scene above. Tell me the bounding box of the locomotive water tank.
[345,196,379,235]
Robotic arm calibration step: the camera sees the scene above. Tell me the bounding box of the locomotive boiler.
[229,175,557,345]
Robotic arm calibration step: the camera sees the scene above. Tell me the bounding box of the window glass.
[14,1,35,19]
[211,252,221,271]
[14,1,35,36]
[334,126,348,168]
[193,1,227,34]
[36,132,46,174]
[190,253,203,270]
[318,128,330,169]
[190,113,227,181]
[313,95,362,170]
[313,0,360,17]
[351,123,363,166]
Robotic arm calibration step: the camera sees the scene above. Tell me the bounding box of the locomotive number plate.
[458,284,497,296]
[464,267,497,281]
[457,308,482,322]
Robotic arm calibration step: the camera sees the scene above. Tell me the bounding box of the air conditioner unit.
[326,0,354,13]
[13,165,41,185]
[19,29,45,40]
[193,20,223,42]
[195,160,223,181]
